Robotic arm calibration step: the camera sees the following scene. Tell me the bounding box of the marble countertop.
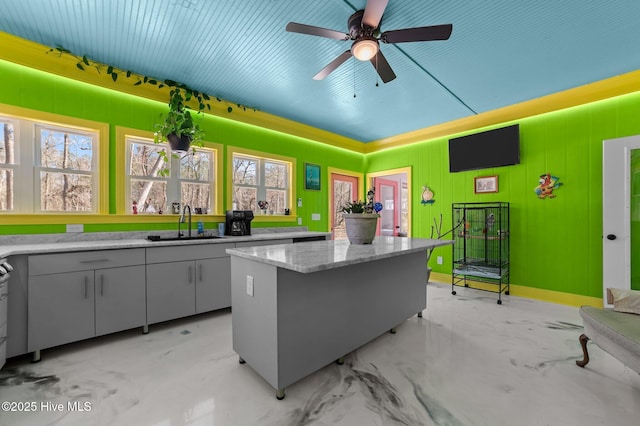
[0,228,331,258]
[226,237,453,274]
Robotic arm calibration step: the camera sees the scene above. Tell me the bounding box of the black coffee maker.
[225,210,254,236]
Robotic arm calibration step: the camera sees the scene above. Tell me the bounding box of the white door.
[602,135,640,306]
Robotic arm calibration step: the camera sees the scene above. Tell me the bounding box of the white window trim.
[1,114,101,214]
[231,152,292,214]
[125,136,216,214]
[33,123,99,214]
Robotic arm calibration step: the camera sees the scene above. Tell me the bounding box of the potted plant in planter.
[154,88,206,155]
[341,189,383,244]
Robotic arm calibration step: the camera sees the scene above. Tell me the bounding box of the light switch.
[297,198,303,208]
[246,275,254,297]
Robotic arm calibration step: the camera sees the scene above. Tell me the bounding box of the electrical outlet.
[297,217,302,225]
[66,224,84,233]
[246,275,254,297]
[437,256,443,265]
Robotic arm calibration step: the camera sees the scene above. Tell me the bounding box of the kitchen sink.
[147,235,223,242]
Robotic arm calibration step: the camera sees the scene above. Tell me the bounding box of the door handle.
[606,234,617,240]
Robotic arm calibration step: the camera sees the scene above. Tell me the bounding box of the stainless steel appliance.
[225,210,254,236]
[0,258,12,370]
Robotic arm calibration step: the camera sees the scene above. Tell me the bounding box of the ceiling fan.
[285,0,452,83]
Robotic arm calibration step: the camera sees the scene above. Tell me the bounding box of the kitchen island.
[226,236,452,399]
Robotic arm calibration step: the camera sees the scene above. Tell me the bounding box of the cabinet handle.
[84,276,88,299]
[188,265,193,283]
[198,263,203,282]
[79,258,110,264]
[0,293,7,301]
[100,274,104,296]
[0,336,6,344]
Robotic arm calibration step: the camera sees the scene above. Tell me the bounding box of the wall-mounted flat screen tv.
[449,124,520,172]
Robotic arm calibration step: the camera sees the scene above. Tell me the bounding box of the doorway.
[602,135,640,306]
[368,167,411,237]
[375,178,399,236]
[329,169,362,240]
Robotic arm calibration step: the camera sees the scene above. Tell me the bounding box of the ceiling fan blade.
[286,22,349,40]
[313,50,353,80]
[382,24,452,43]
[369,50,396,83]
[362,0,389,29]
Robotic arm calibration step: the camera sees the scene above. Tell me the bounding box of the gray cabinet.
[0,269,9,369]
[28,249,146,353]
[196,257,231,313]
[146,243,234,324]
[146,260,195,324]
[29,271,95,351]
[95,265,146,336]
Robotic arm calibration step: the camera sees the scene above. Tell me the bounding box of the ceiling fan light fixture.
[351,38,378,61]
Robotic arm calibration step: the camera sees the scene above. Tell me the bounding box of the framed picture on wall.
[474,175,498,194]
[305,163,321,191]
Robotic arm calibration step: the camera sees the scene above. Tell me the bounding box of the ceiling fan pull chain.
[353,59,357,98]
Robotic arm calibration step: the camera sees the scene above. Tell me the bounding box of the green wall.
[367,92,640,298]
[0,59,364,233]
[2,59,640,298]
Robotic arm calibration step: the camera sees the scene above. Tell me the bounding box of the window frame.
[117,127,222,216]
[227,146,296,220]
[0,104,108,216]
[33,123,100,213]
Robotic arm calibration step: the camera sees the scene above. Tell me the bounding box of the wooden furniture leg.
[576,333,590,367]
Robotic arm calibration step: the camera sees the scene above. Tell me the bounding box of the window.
[0,112,103,214]
[0,118,17,211]
[36,125,97,212]
[126,136,216,214]
[231,150,292,214]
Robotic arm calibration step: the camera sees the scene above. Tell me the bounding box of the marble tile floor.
[1,282,639,426]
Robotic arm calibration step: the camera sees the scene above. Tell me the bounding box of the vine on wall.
[46,46,257,114]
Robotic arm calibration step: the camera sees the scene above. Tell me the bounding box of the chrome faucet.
[179,204,192,238]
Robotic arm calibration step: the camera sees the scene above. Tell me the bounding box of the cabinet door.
[28,271,95,352]
[196,257,231,313]
[95,265,146,336]
[146,261,195,324]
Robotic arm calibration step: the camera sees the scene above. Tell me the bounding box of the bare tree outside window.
[129,142,167,212]
[333,180,355,240]
[38,128,95,212]
[0,115,102,214]
[232,155,290,213]
[126,137,215,214]
[180,152,213,212]
[233,157,258,210]
[0,121,15,210]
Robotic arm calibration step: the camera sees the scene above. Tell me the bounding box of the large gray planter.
[343,213,380,244]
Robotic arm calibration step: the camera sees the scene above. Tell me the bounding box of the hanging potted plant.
[154,87,206,154]
[341,189,383,244]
